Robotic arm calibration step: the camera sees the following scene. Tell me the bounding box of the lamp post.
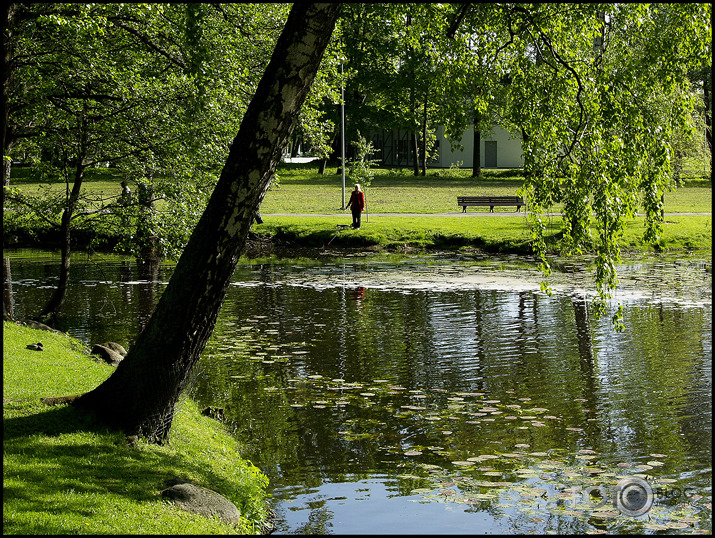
[340,61,346,209]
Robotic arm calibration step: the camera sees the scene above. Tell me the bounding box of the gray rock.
[161,480,241,525]
[90,344,124,366]
[100,342,127,356]
[23,320,64,334]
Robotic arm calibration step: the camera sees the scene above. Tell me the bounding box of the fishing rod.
[325,224,351,248]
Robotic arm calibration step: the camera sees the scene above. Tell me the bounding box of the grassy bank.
[5,163,712,255]
[3,321,270,535]
[251,214,712,254]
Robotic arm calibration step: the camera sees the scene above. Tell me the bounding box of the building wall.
[433,125,524,169]
[371,125,524,169]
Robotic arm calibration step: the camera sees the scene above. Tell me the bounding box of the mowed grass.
[261,163,712,214]
[3,321,270,535]
[252,214,712,253]
[10,162,712,214]
[7,162,712,253]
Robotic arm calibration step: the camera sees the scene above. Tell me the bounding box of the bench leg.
[489,206,494,212]
[462,206,466,213]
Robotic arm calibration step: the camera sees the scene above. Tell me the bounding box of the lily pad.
[589,510,620,519]
[666,522,690,529]
[642,523,669,530]
[465,493,494,501]
[584,467,605,474]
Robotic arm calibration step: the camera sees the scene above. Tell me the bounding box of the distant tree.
[453,3,711,325]
[3,4,171,320]
[3,4,295,318]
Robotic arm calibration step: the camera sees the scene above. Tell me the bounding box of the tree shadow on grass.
[3,401,263,533]
[3,400,105,440]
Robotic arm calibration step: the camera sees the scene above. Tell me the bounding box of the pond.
[4,249,712,534]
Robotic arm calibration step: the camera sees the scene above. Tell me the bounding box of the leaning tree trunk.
[75,3,342,443]
[703,70,712,183]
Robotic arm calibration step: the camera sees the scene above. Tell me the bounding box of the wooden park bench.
[457,195,525,213]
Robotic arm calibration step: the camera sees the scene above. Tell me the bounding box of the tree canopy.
[335,3,711,324]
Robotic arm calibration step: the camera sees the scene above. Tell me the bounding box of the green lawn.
[3,321,270,535]
[9,163,712,214]
[6,162,712,254]
[259,163,712,214]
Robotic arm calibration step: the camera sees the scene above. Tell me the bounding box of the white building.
[371,125,524,169]
[432,125,524,169]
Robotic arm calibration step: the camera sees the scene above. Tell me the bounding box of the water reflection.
[4,249,712,534]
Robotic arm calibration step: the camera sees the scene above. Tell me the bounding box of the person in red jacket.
[346,184,366,229]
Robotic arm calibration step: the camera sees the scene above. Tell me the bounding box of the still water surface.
[4,249,712,534]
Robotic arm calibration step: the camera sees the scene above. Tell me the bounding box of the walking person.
[345,184,365,229]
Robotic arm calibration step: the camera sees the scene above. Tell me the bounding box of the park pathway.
[263,211,711,218]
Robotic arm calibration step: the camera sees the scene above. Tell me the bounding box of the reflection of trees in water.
[136,258,160,333]
[3,257,13,320]
[5,255,712,525]
[571,294,607,449]
[292,505,333,535]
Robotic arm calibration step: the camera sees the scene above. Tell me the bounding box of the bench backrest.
[457,196,524,203]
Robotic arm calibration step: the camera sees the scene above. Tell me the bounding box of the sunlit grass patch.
[3,321,270,535]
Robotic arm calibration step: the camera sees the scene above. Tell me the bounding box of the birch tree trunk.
[75,3,341,443]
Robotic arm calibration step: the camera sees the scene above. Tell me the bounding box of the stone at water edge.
[161,479,241,525]
[100,342,127,356]
[90,344,124,366]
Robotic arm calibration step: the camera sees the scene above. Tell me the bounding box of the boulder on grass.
[100,342,127,356]
[90,344,124,366]
[161,479,241,525]
[23,320,64,334]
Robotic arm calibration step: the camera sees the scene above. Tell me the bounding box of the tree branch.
[446,3,472,39]
[109,17,188,71]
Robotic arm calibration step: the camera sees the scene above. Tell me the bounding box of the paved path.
[263,212,711,218]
